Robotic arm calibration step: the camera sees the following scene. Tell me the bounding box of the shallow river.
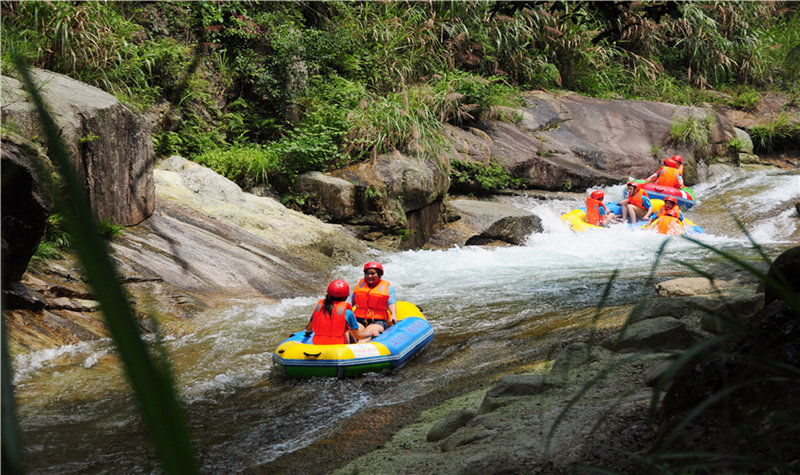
[12,165,799,473]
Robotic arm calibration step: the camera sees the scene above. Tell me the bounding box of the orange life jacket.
[658,205,681,219]
[654,166,681,188]
[585,197,608,226]
[628,188,649,210]
[311,300,352,345]
[655,215,684,236]
[353,279,390,321]
[677,164,685,176]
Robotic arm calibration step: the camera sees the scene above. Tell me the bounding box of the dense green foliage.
[451,159,523,192]
[2,1,798,189]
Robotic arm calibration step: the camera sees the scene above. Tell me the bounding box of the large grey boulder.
[152,156,367,274]
[425,199,542,249]
[295,171,356,221]
[1,69,155,226]
[457,91,737,189]
[602,316,708,352]
[297,151,450,248]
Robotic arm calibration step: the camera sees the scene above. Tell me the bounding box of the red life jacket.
[585,197,608,226]
[654,166,681,188]
[311,300,352,345]
[628,188,649,210]
[352,279,390,321]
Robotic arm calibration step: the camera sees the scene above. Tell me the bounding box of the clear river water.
[11,165,799,473]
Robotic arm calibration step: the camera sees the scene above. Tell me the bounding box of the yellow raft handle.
[303,351,322,358]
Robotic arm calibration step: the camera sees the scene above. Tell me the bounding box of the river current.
[11,165,799,473]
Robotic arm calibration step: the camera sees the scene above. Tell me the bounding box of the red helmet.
[664,158,678,168]
[626,181,639,188]
[664,196,678,205]
[363,261,384,276]
[590,190,605,200]
[671,154,683,163]
[327,279,350,299]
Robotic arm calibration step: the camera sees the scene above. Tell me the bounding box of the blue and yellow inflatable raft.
[272,301,434,378]
[561,199,704,235]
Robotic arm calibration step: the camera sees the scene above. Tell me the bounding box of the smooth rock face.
[5,157,369,353]
[1,69,155,226]
[450,91,737,190]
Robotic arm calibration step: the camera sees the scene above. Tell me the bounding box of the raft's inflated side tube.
[272,301,434,379]
[632,180,695,209]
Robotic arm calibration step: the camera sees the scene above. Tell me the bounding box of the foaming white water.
[13,340,112,383]
[691,167,799,243]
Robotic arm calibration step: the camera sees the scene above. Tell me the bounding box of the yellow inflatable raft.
[272,301,434,378]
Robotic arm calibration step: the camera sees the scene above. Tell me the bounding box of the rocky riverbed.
[318,256,799,475]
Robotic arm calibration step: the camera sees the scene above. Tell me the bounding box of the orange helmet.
[363,261,384,276]
[664,196,678,205]
[327,279,350,299]
[590,190,605,200]
[664,158,678,168]
[671,154,683,163]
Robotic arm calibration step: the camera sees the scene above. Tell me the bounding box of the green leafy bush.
[450,159,522,193]
[726,87,761,111]
[194,144,279,186]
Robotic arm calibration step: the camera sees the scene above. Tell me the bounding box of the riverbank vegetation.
[3,1,799,193]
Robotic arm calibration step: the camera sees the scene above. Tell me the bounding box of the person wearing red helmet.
[646,157,684,189]
[671,155,685,175]
[643,196,686,235]
[619,181,652,224]
[643,195,685,223]
[351,261,398,335]
[586,190,612,226]
[304,280,375,344]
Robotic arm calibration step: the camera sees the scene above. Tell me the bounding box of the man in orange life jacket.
[585,190,612,226]
[304,280,376,344]
[619,181,652,224]
[351,261,397,337]
[646,157,684,189]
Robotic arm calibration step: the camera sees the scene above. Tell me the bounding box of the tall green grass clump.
[670,114,712,156]
[748,112,800,153]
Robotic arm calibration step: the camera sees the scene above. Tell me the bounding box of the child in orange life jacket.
[646,157,684,189]
[304,280,376,344]
[351,261,398,337]
[585,190,613,226]
[643,196,685,228]
[671,155,685,176]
